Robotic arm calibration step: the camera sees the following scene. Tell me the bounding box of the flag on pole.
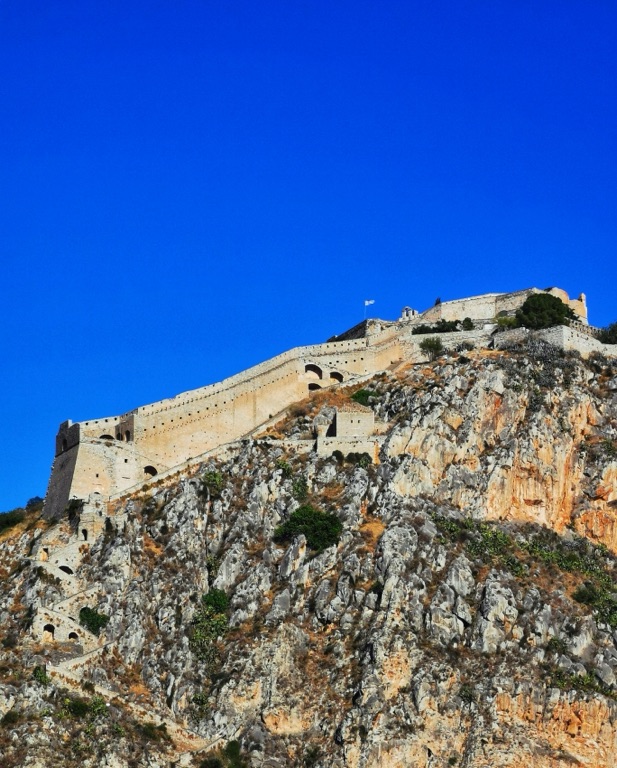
[364,299,375,306]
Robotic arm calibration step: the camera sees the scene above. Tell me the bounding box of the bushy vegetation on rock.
[350,388,378,406]
[515,293,576,329]
[598,321,617,344]
[79,607,109,636]
[420,336,444,360]
[274,504,342,552]
[412,319,460,335]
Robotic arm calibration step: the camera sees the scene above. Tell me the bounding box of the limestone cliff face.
[2,339,617,768]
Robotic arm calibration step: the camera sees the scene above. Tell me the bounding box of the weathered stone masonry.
[44,286,610,519]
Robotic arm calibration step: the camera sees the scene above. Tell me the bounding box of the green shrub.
[206,555,220,586]
[515,293,575,329]
[79,607,109,636]
[292,477,308,501]
[496,315,517,329]
[89,696,108,719]
[224,740,245,768]
[201,471,224,500]
[202,588,229,613]
[351,389,378,406]
[274,504,342,552]
[332,450,344,463]
[276,459,292,478]
[412,319,459,335]
[189,594,229,669]
[546,636,567,654]
[462,317,474,331]
[345,452,372,468]
[420,336,444,361]
[1,709,21,727]
[200,758,224,768]
[33,665,50,686]
[65,696,90,718]
[459,684,474,703]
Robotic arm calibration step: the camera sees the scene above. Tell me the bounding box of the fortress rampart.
[43,286,609,519]
[416,287,587,325]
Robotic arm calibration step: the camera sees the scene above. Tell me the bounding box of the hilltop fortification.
[44,286,607,519]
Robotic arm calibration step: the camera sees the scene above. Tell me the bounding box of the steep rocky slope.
[2,339,617,767]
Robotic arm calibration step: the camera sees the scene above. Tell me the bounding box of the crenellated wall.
[42,286,608,519]
[44,329,406,518]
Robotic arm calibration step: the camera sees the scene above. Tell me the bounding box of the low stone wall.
[538,326,617,358]
[493,325,616,358]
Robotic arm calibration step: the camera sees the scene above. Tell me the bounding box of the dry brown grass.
[359,516,385,553]
[143,533,164,558]
[320,483,345,502]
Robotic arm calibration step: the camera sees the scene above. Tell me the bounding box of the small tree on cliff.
[516,293,576,330]
[420,336,444,361]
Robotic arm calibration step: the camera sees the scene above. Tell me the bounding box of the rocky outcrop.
[1,338,617,767]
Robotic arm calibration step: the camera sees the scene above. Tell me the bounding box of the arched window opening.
[43,624,55,642]
[99,434,114,440]
[59,565,74,576]
[329,371,343,383]
[304,363,323,380]
[62,439,68,452]
[116,433,122,440]
[68,632,78,640]
[41,547,49,562]
[125,430,131,441]
[144,465,158,478]
[308,383,322,391]
[82,529,88,542]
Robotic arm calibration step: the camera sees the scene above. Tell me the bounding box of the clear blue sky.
[1,1,616,510]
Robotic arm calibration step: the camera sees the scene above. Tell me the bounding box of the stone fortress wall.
[43,286,612,519]
[417,287,588,325]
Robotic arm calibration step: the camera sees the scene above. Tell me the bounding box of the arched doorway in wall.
[305,363,323,379]
[308,383,322,391]
[144,465,158,478]
[125,430,131,441]
[99,434,114,440]
[62,439,68,451]
[329,371,343,383]
[43,624,55,642]
[82,529,88,542]
[59,565,74,576]
[68,632,79,641]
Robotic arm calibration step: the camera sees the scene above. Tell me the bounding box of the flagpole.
[364,299,375,320]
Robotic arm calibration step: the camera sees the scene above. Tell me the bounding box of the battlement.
[43,286,608,519]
